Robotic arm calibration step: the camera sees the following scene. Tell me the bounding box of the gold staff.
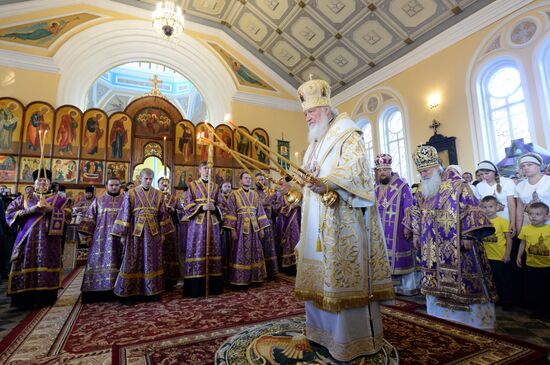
[227,120,337,207]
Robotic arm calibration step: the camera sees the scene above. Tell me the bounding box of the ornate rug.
[0,271,546,365]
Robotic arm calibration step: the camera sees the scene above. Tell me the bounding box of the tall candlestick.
[163,136,167,177]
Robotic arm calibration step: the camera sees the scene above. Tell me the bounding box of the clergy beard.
[308,113,331,143]
[380,176,391,185]
[420,171,442,198]
[107,191,120,196]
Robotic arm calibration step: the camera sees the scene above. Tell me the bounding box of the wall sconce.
[427,93,441,110]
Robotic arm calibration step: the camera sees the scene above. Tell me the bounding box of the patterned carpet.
[0,269,547,365]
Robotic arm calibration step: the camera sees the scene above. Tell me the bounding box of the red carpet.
[0,271,547,365]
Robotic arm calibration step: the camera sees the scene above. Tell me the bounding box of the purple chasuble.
[183,179,223,280]
[162,192,181,281]
[273,192,301,268]
[257,189,279,277]
[404,169,498,310]
[375,175,415,275]
[224,187,270,285]
[78,192,125,292]
[111,186,174,297]
[6,193,70,295]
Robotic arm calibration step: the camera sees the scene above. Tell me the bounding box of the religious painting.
[79,160,104,184]
[195,122,212,162]
[174,120,195,165]
[107,112,132,161]
[0,13,100,48]
[252,128,269,165]
[214,124,234,167]
[52,158,77,183]
[277,140,290,170]
[0,97,24,155]
[0,155,17,182]
[106,162,129,183]
[21,102,54,157]
[208,42,276,91]
[174,165,195,189]
[214,167,233,187]
[234,126,252,158]
[81,109,107,160]
[53,105,81,158]
[19,156,51,182]
[65,188,84,201]
[134,107,172,137]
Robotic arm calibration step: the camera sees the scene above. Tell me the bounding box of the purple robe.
[273,192,301,268]
[78,193,125,292]
[404,169,498,309]
[257,189,279,277]
[224,187,270,285]
[176,198,188,276]
[183,179,223,281]
[111,186,174,297]
[375,175,415,275]
[6,193,70,296]
[162,192,180,281]
[74,198,94,245]
[220,192,233,276]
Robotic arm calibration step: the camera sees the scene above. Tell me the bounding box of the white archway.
[55,19,236,124]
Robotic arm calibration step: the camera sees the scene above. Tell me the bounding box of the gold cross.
[149,75,163,92]
[439,212,455,236]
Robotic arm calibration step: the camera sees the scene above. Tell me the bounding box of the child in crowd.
[516,202,550,319]
[480,195,513,310]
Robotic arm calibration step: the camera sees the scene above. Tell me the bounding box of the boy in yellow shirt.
[480,196,513,310]
[517,202,550,319]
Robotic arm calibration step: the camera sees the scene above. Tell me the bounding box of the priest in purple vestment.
[219,181,233,280]
[225,171,270,285]
[404,145,498,329]
[374,153,419,295]
[255,173,279,278]
[273,181,301,276]
[183,161,224,297]
[78,176,125,303]
[6,169,71,308]
[158,177,180,289]
[111,168,174,300]
[176,184,189,280]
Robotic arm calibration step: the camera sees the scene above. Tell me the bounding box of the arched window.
[541,41,550,120]
[357,118,374,168]
[379,107,408,180]
[477,62,531,160]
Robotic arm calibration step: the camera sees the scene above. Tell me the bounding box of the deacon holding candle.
[183,128,224,297]
[5,128,71,308]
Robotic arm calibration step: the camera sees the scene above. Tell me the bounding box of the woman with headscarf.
[475,160,517,235]
[515,153,550,232]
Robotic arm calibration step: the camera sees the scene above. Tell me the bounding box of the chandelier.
[152,1,185,39]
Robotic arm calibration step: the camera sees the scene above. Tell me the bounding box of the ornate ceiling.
[116,0,495,94]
